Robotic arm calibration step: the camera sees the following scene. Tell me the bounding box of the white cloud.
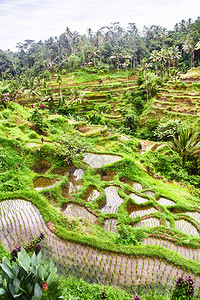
[0,0,200,51]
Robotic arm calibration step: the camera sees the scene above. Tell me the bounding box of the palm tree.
[22,76,42,100]
[158,47,168,80]
[88,46,100,66]
[140,58,151,77]
[67,88,85,106]
[183,37,196,67]
[170,128,200,165]
[110,49,123,72]
[150,50,159,76]
[170,68,180,83]
[56,73,63,105]
[171,45,181,68]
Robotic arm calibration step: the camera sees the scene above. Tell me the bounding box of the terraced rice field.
[175,219,199,237]
[83,153,122,168]
[101,186,124,214]
[144,80,200,122]
[129,193,149,204]
[1,74,200,293]
[1,199,200,292]
[1,148,200,294]
[64,203,97,224]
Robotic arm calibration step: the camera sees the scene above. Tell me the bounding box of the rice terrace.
[1,18,200,300]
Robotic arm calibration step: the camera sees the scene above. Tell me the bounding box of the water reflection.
[83,153,122,168]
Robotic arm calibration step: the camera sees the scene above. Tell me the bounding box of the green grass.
[1,72,200,296]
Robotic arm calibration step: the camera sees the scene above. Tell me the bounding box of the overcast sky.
[0,0,200,51]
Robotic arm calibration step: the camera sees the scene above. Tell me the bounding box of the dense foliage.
[0,17,200,300]
[0,18,200,80]
[0,248,61,300]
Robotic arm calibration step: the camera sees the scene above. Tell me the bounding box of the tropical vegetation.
[0,16,200,300]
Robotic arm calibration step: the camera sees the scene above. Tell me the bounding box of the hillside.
[0,69,200,299]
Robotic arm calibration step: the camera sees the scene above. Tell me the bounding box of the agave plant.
[0,248,58,299]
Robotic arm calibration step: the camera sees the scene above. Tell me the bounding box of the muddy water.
[140,140,165,154]
[120,177,144,191]
[83,153,122,168]
[34,177,60,191]
[187,212,200,223]
[0,199,46,248]
[52,168,68,176]
[62,168,84,198]
[175,219,199,237]
[31,160,52,174]
[69,169,84,194]
[77,125,105,135]
[119,135,130,141]
[140,140,156,154]
[63,204,97,224]
[26,142,41,148]
[101,186,124,214]
[127,202,158,219]
[86,185,100,202]
[98,169,116,181]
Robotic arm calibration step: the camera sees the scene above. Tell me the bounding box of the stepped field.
[0,70,200,297]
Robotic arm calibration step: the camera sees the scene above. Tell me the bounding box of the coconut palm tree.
[158,48,168,80]
[67,88,85,106]
[88,46,101,66]
[170,128,200,165]
[150,50,159,76]
[171,45,181,68]
[183,37,196,67]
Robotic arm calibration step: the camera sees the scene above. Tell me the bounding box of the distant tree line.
[0,17,200,78]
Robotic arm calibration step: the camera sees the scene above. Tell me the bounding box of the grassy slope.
[1,69,200,297]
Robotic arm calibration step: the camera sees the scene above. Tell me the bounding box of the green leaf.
[3,278,7,288]
[8,283,15,297]
[18,250,31,271]
[46,271,54,286]
[2,257,12,268]
[26,283,33,294]
[32,296,39,300]
[34,283,42,299]
[1,264,14,279]
[31,253,37,266]
[35,252,41,265]
[13,277,20,293]
[0,288,6,295]
[38,265,45,281]
[12,263,19,277]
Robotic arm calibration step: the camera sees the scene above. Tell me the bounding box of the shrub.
[171,275,195,300]
[141,146,190,181]
[0,247,62,300]
[153,120,181,141]
[114,224,147,245]
[126,91,146,114]
[124,111,139,133]
[137,119,159,140]
[29,108,46,134]
[54,133,91,164]
[28,132,38,139]
[86,110,103,124]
